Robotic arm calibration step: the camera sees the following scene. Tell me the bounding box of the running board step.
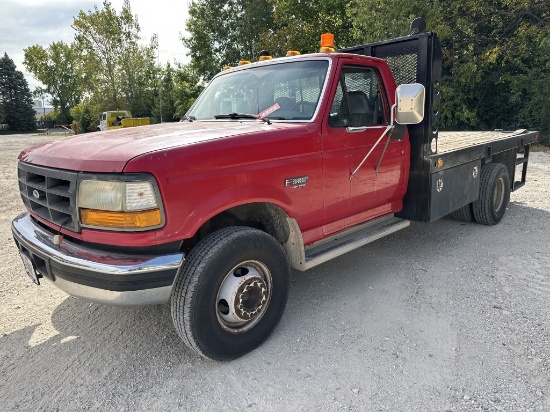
[304,216,410,270]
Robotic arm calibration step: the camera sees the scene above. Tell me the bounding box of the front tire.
[472,163,510,225]
[171,227,290,361]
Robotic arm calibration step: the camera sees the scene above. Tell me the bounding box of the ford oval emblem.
[32,189,41,199]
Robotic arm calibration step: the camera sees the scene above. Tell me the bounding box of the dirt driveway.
[1,134,549,411]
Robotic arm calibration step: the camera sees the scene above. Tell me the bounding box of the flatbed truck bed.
[437,130,535,153]
[412,128,537,223]
[430,129,537,185]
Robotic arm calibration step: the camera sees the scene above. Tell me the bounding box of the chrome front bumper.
[11,212,184,306]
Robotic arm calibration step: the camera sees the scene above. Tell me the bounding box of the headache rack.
[340,32,443,222]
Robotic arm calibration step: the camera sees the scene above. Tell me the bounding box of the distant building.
[33,99,54,119]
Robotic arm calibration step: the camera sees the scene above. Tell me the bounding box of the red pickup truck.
[12,30,538,361]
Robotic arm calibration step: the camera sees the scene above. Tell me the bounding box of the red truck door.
[322,62,409,235]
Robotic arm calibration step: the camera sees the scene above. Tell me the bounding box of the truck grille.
[17,162,80,232]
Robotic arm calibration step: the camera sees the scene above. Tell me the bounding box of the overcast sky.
[0,0,190,95]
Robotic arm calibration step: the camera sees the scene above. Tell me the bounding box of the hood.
[19,121,306,173]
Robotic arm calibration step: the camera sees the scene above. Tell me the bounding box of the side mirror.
[395,83,425,124]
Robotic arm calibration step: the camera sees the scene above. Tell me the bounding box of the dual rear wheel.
[453,162,511,225]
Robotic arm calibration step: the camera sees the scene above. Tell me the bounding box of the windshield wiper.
[181,115,196,122]
[214,112,271,125]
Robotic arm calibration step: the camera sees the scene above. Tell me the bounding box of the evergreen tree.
[0,53,36,131]
[152,63,178,123]
[78,105,94,133]
[172,63,203,119]
[152,63,203,122]
[160,63,177,122]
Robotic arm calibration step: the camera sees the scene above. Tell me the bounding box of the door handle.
[346,126,367,133]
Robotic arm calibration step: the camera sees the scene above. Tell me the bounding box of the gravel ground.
[1,134,549,411]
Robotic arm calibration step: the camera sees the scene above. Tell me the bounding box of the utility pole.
[157,33,163,123]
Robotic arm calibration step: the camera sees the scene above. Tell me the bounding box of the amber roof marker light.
[258,50,273,61]
[320,33,335,52]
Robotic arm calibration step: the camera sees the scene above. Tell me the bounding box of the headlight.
[79,180,158,211]
[78,177,163,230]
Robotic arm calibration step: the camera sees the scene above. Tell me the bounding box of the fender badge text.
[284,176,308,189]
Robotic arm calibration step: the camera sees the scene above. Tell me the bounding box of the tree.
[0,53,36,131]
[70,103,101,133]
[152,63,203,122]
[259,0,354,56]
[173,64,204,118]
[348,0,440,44]
[78,105,95,133]
[184,0,548,137]
[426,0,550,134]
[506,26,550,142]
[152,63,176,123]
[184,0,274,78]
[347,0,549,137]
[23,41,84,124]
[72,0,159,116]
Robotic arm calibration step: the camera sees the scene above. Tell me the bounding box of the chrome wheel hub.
[217,261,271,332]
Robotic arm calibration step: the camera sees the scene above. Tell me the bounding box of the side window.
[328,66,387,128]
[328,82,348,127]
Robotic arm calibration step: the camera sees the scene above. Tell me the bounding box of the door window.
[329,67,387,128]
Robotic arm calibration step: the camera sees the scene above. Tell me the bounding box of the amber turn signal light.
[81,208,162,229]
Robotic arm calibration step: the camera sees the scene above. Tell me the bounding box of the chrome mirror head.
[395,83,425,124]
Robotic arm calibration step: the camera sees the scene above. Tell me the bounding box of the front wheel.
[171,227,290,361]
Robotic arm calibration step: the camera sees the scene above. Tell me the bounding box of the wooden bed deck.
[437,130,528,153]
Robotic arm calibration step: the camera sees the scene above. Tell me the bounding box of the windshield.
[187,60,330,121]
